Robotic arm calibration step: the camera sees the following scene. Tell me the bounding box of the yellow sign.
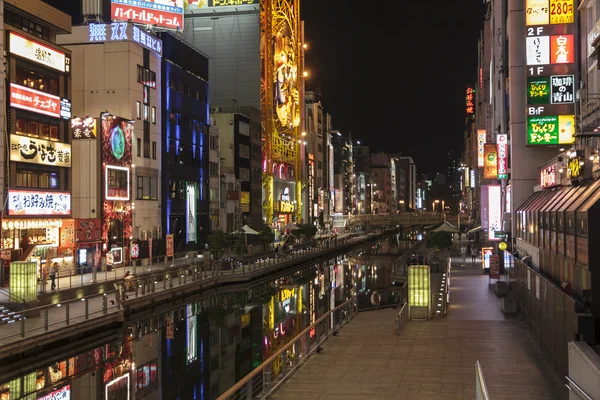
[526,0,550,26]
[279,288,295,303]
[408,265,430,308]
[275,200,295,213]
[567,157,581,179]
[10,134,72,167]
[549,0,574,24]
[499,242,508,251]
[241,313,250,329]
[9,32,68,72]
[241,191,250,204]
[558,115,575,144]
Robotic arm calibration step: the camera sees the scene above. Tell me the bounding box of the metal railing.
[217,297,357,400]
[475,361,490,400]
[565,376,593,400]
[395,300,408,335]
[349,213,444,226]
[0,233,376,348]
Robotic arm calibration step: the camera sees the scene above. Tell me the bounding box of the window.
[137,65,156,88]
[209,188,219,201]
[143,121,150,159]
[209,162,219,177]
[152,141,157,160]
[239,144,250,159]
[318,161,323,170]
[136,102,141,119]
[15,112,59,140]
[5,10,50,40]
[318,143,323,153]
[151,107,156,124]
[136,361,158,391]
[15,60,59,95]
[209,134,219,150]
[16,170,58,189]
[106,167,129,200]
[239,121,250,136]
[239,167,250,181]
[137,138,142,157]
[168,76,177,90]
[143,105,149,122]
[137,176,158,200]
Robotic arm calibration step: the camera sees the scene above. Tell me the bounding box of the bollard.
[85,298,89,320]
[66,303,70,326]
[44,309,49,331]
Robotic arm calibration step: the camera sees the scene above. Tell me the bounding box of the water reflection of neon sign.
[186,304,197,364]
[105,374,130,400]
[279,288,295,313]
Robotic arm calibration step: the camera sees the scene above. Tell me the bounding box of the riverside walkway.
[272,257,567,400]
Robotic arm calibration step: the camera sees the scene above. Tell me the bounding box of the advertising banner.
[71,117,97,139]
[488,185,502,241]
[8,190,71,216]
[483,144,498,179]
[37,385,70,400]
[496,134,508,179]
[186,183,197,242]
[76,219,102,241]
[489,255,500,279]
[477,129,486,167]
[10,134,71,167]
[481,186,489,234]
[527,115,575,145]
[111,0,183,30]
[166,234,174,257]
[549,0,574,24]
[10,83,60,118]
[540,165,557,188]
[9,32,69,72]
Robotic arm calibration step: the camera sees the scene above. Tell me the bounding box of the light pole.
[399,200,405,213]
[442,200,445,222]
[434,199,440,213]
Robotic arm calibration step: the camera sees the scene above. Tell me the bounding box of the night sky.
[44,0,484,176]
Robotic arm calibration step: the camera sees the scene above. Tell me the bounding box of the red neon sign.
[10,83,60,118]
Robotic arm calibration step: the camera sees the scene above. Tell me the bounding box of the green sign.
[111,126,125,160]
[528,116,559,145]
[527,77,550,104]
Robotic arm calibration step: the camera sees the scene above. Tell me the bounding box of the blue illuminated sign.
[88,23,162,57]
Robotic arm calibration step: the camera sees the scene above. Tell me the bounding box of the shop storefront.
[272,181,297,231]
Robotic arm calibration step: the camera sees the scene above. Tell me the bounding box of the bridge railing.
[349,213,444,226]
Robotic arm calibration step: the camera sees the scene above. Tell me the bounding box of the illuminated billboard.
[525,0,576,146]
[186,183,197,242]
[9,32,70,72]
[71,117,97,139]
[10,134,72,168]
[540,165,557,188]
[185,0,258,12]
[111,0,184,31]
[477,129,486,167]
[88,22,163,56]
[10,83,60,118]
[483,144,498,179]
[487,185,502,241]
[496,134,508,179]
[8,190,71,216]
[465,87,475,116]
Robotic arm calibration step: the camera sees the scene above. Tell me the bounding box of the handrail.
[218,297,357,400]
[0,287,26,305]
[475,361,490,400]
[565,376,593,400]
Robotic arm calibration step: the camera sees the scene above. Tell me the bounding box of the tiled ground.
[273,258,567,400]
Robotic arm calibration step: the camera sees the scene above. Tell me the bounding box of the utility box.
[408,265,430,320]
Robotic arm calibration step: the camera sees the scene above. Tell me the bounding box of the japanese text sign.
[496,134,508,179]
[527,115,574,145]
[8,190,71,216]
[550,75,574,103]
[466,87,475,115]
[111,0,183,31]
[38,385,70,400]
[9,32,69,73]
[526,0,549,26]
[549,0,574,24]
[75,218,102,241]
[71,117,97,139]
[540,165,557,188]
[527,77,550,104]
[477,129,486,168]
[10,83,60,118]
[166,234,174,257]
[487,185,502,241]
[10,135,71,167]
[88,22,163,57]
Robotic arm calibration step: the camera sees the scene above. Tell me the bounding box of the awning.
[467,226,482,234]
[432,221,459,233]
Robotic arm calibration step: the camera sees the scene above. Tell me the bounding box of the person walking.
[470,246,477,264]
[49,262,58,290]
[460,245,467,263]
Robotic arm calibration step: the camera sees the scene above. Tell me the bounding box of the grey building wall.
[183,12,260,109]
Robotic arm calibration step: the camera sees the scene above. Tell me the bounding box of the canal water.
[0,236,410,400]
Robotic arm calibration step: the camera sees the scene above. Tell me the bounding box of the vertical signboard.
[477,129,486,167]
[186,183,197,243]
[496,134,508,179]
[481,185,489,234]
[525,0,576,146]
[483,144,498,179]
[166,234,174,257]
[466,87,475,116]
[488,185,502,241]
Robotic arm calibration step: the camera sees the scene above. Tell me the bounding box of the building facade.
[305,91,325,225]
[158,33,209,252]
[371,153,394,214]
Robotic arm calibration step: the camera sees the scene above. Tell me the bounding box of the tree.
[230,232,247,256]
[208,230,228,258]
[426,231,453,251]
[292,223,317,243]
[258,225,275,250]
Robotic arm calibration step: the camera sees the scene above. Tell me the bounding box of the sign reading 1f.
[527,26,547,76]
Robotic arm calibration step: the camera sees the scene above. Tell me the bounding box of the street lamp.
[434,199,440,213]
[399,200,405,213]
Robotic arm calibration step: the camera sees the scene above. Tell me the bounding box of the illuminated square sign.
[105,165,130,201]
[549,0,574,24]
[526,36,550,65]
[9,32,69,72]
[540,165,557,188]
[110,0,183,31]
[526,0,549,26]
[527,115,574,145]
[10,135,72,167]
[496,134,508,179]
[550,35,574,64]
[550,75,574,104]
[88,22,163,57]
[527,77,550,104]
[8,190,71,216]
[488,185,502,241]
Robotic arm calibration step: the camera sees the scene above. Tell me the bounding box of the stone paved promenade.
[273,259,567,400]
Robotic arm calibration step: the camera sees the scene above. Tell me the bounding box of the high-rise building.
[395,157,417,211]
[305,91,326,225]
[158,33,210,251]
[353,145,372,214]
[330,131,353,214]
[370,153,394,214]
[58,22,163,265]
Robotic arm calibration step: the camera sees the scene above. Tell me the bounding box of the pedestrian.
[471,246,477,264]
[49,262,58,290]
[460,245,467,263]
